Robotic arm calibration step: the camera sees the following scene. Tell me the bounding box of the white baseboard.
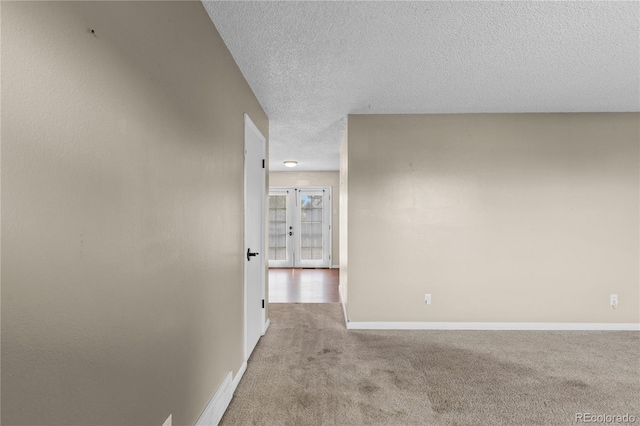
[195,361,248,426]
[331,264,339,269]
[346,321,640,331]
[232,361,247,391]
[262,318,271,335]
[195,372,232,426]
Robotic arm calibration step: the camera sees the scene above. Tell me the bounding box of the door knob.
[247,248,259,261]
[288,231,293,236]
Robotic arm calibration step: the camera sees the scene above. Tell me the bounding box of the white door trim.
[243,113,266,361]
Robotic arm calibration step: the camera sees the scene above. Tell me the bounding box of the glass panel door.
[268,186,331,268]
[295,189,331,268]
[268,189,293,267]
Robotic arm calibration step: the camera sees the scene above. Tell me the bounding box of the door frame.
[243,113,266,361]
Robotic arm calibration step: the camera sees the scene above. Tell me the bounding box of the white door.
[268,189,294,268]
[244,114,265,359]
[295,188,331,268]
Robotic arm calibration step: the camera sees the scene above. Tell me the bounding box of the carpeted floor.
[220,303,640,425]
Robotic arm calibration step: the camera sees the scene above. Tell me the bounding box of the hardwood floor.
[268,268,340,303]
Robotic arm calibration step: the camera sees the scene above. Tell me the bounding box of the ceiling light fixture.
[283,161,298,168]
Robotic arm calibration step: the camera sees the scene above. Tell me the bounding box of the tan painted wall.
[269,172,340,266]
[339,129,349,305]
[1,2,268,424]
[347,114,639,323]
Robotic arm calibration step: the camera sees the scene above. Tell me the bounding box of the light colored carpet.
[221,303,640,425]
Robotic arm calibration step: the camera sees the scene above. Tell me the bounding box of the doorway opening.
[268,187,331,268]
[268,186,339,303]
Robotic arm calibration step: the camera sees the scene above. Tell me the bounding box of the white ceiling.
[203,1,640,171]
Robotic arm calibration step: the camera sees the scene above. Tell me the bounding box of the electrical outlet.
[611,294,618,309]
[162,414,172,426]
[424,294,432,305]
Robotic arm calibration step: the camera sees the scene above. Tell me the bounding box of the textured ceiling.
[203,1,640,171]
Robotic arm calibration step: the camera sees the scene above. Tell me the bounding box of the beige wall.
[1,2,268,425]
[269,172,340,266]
[339,129,349,305]
[347,113,639,323]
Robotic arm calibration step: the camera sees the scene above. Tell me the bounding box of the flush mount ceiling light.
[283,161,298,168]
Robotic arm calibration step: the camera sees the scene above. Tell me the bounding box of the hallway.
[268,268,340,303]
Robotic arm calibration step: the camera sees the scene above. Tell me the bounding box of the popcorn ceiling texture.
[203,1,640,171]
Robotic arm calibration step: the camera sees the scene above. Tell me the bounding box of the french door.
[268,189,293,268]
[268,187,331,268]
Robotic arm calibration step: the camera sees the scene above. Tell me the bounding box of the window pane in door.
[269,195,287,260]
[300,194,323,260]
